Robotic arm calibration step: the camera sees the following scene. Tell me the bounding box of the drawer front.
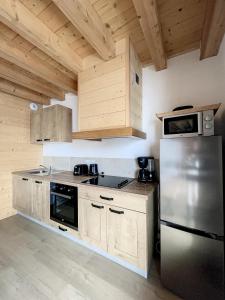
[79,186,147,213]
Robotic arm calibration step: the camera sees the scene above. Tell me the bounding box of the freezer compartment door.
[161,224,224,300]
[160,136,224,236]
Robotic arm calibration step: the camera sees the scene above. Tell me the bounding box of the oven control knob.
[204,114,213,121]
[205,123,212,129]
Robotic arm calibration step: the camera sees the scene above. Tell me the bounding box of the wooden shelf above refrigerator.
[156,103,221,121]
[72,127,146,140]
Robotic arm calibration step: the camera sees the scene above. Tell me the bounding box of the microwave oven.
[162,110,214,138]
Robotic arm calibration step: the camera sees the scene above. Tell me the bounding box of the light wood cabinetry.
[31,179,49,222]
[79,185,152,273]
[107,205,147,270]
[30,104,72,144]
[78,38,142,132]
[13,175,32,215]
[13,175,50,222]
[79,198,107,250]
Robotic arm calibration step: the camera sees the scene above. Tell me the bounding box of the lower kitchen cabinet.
[107,205,147,270]
[31,179,50,222]
[79,198,107,251]
[13,176,32,215]
[13,175,50,222]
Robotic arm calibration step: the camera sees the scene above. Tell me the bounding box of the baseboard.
[17,212,148,278]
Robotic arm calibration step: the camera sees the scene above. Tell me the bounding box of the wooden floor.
[0,215,181,300]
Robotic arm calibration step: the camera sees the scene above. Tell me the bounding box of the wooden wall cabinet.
[78,37,142,132]
[30,104,72,144]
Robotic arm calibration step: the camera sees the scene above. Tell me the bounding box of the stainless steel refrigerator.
[160,136,224,300]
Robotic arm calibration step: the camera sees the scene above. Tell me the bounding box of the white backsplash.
[43,156,139,178]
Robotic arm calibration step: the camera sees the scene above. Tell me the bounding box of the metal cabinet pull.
[109,208,124,215]
[22,178,28,181]
[44,138,50,141]
[100,195,113,201]
[58,226,67,232]
[91,203,104,209]
[36,139,42,142]
[35,180,42,184]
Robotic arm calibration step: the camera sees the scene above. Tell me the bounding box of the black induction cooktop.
[81,175,134,189]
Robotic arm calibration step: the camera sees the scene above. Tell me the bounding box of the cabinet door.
[13,176,31,215]
[79,198,107,251]
[30,110,42,143]
[107,205,147,270]
[42,106,57,142]
[31,180,50,221]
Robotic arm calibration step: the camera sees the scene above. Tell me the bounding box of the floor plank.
[0,215,181,300]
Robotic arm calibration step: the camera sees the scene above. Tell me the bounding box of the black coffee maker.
[137,156,155,182]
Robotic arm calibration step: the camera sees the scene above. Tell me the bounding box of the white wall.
[43,37,225,159]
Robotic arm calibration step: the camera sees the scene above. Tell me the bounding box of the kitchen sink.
[28,169,62,176]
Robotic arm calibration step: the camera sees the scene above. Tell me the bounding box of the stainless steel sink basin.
[28,169,62,176]
[29,170,49,176]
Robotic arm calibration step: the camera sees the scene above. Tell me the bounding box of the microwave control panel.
[203,110,214,136]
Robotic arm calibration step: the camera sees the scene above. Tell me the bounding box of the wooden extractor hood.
[72,127,146,140]
[73,37,146,140]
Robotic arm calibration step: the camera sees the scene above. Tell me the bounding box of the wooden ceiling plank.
[0,33,77,93]
[132,0,167,70]
[0,78,50,105]
[0,58,65,100]
[0,0,82,73]
[200,0,225,60]
[52,0,115,60]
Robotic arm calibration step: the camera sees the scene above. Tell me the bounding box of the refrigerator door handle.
[161,220,224,241]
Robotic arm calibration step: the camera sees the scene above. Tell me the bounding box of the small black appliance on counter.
[89,163,98,176]
[137,156,155,182]
[73,164,88,176]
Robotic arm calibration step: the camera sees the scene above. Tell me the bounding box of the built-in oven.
[50,182,78,230]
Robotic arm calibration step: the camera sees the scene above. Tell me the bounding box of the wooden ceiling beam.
[0,33,77,93]
[0,0,82,73]
[132,0,166,71]
[0,58,65,100]
[52,0,115,61]
[200,0,225,60]
[0,78,50,105]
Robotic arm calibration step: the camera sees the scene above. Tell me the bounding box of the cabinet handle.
[109,208,124,215]
[22,178,28,181]
[58,226,67,232]
[35,180,42,184]
[44,138,50,141]
[91,203,104,209]
[36,139,42,142]
[100,195,113,201]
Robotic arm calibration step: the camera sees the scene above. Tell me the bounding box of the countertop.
[12,170,156,196]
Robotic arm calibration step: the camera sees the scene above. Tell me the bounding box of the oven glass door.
[164,114,199,136]
[51,192,78,229]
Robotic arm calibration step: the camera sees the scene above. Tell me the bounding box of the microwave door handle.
[50,192,72,200]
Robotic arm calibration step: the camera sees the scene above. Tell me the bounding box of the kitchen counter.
[12,169,155,196]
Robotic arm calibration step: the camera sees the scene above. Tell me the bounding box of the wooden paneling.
[0,92,42,220]
[0,78,50,105]
[200,0,225,60]
[132,0,166,70]
[0,58,65,100]
[78,38,143,133]
[52,0,115,60]
[0,31,77,92]
[0,0,82,73]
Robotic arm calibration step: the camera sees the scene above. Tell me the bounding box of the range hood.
[72,127,146,140]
